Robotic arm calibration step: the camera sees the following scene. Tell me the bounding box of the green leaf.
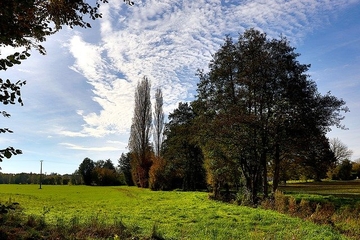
[4,151,12,159]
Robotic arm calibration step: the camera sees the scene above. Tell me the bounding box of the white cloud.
[63,0,359,138]
[59,143,121,151]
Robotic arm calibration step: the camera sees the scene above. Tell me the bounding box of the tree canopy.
[193,29,348,204]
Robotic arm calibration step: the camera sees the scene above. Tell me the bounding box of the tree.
[149,87,166,190]
[92,159,119,186]
[194,29,348,204]
[118,153,134,186]
[161,102,206,191]
[128,76,153,188]
[95,159,116,170]
[329,138,353,164]
[153,87,164,158]
[300,134,336,181]
[0,0,110,55]
[78,157,95,185]
[337,159,353,180]
[71,170,83,185]
[352,160,360,179]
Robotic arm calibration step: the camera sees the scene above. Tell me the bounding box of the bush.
[149,156,168,190]
[274,191,288,213]
[287,196,298,216]
[309,203,335,225]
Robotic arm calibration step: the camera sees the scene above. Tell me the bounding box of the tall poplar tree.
[153,87,164,158]
[128,76,152,188]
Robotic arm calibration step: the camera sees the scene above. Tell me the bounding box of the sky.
[1,0,360,174]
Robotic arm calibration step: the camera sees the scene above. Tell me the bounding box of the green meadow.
[0,184,347,239]
[279,180,360,207]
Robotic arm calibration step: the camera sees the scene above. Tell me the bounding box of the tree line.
[119,29,355,205]
[0,172,78,185]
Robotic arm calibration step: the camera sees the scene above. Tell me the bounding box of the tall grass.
[0,185,348,239]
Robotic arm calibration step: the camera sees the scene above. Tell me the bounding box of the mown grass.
[278,180,360,207]
[279,180,360,195]
[0,184,347,239]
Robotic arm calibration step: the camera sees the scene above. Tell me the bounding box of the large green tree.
[195,29,348,204]
[162,102,206,191]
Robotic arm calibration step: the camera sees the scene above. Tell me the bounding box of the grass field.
[278,180,360,206]
[0,184,347,239]
[279,180,360,195]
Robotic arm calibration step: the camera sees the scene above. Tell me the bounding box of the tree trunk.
[261,150,268,197]
[272,143,280,193]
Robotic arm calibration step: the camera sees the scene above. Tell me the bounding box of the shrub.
[274,190,288,213]
[288,196,298,216]
[309,203,335,225]
[298,199,313,219]
[149,156,167,190]
[260,197,274,210]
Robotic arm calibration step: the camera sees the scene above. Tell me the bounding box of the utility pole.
[39,160,43,189]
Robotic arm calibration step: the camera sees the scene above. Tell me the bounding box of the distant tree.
[78,157,95,185]
[128,77,153,188]
[62,178,70,185]
[103,159,116,170]
[118,153,134,186]
[93,159,120,186]
[337,159,353,180]
[71,170,83,185]
[329,138,353,164]
[352,161,360,179]
[300,134,336,181]
[14,173,30,184]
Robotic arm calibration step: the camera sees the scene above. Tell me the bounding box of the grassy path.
[0,185,347,239]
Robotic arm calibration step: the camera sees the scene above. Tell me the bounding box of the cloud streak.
[59,142,121,152]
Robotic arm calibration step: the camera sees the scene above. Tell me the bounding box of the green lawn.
[0,184,347,239]
[278,180,360,206]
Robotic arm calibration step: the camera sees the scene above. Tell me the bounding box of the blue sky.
[1,0,360,174]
